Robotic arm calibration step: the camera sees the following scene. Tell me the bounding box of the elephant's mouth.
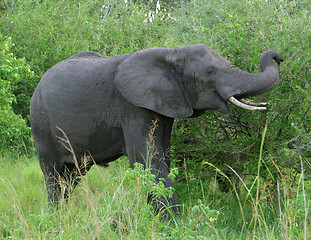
[228,97,268,111]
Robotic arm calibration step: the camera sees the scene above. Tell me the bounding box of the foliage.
[169,0,311,184]
[0,34,33,153]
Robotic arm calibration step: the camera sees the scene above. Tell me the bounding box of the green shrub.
[0,35,33,153]
[170,0,311,184]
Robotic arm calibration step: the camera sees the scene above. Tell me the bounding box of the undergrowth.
[0,138,309,239]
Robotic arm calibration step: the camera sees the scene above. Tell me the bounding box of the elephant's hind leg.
[31,90,65,205]
[33,133,64,205]
[60,154,94,200]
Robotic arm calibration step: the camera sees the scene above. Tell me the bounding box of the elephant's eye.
[206,67,216,76]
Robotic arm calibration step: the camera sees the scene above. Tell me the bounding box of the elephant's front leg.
[121,110,179,216]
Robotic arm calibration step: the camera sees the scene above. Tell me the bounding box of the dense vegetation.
[0,0,310,238]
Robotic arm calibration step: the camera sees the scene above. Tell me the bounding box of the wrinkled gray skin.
[30,44,282,215]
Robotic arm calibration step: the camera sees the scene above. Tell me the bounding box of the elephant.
[30,44,282,215]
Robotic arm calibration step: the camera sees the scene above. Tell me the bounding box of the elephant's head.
[115,44,282,118]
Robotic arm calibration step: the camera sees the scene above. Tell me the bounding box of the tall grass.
[0,134,309,239]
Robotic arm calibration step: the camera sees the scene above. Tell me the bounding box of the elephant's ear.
[115,48,193,118]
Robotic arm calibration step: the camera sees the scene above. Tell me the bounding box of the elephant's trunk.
[237,50,282,98]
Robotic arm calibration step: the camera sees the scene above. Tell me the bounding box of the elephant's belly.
[59,122,125,165]
[91,143,125,165]
[84,126,125,164]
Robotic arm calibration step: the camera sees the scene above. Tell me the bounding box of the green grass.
[0,152,309,239]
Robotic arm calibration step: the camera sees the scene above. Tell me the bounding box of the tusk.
[228,97,267,111]
[239,99,268,107]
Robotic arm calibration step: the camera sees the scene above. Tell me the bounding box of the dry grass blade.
[300,154,308,240]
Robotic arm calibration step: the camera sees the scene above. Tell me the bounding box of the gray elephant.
[30,44,282,215]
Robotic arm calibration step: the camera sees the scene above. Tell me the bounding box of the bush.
[0,34,33,153]
[170,0,311,184]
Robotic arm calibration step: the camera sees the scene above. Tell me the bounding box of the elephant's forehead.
[207,48,230,65]
[185,45,230,66]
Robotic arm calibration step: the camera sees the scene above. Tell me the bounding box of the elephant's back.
[36,53,130,129]
[40,52,128,88]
